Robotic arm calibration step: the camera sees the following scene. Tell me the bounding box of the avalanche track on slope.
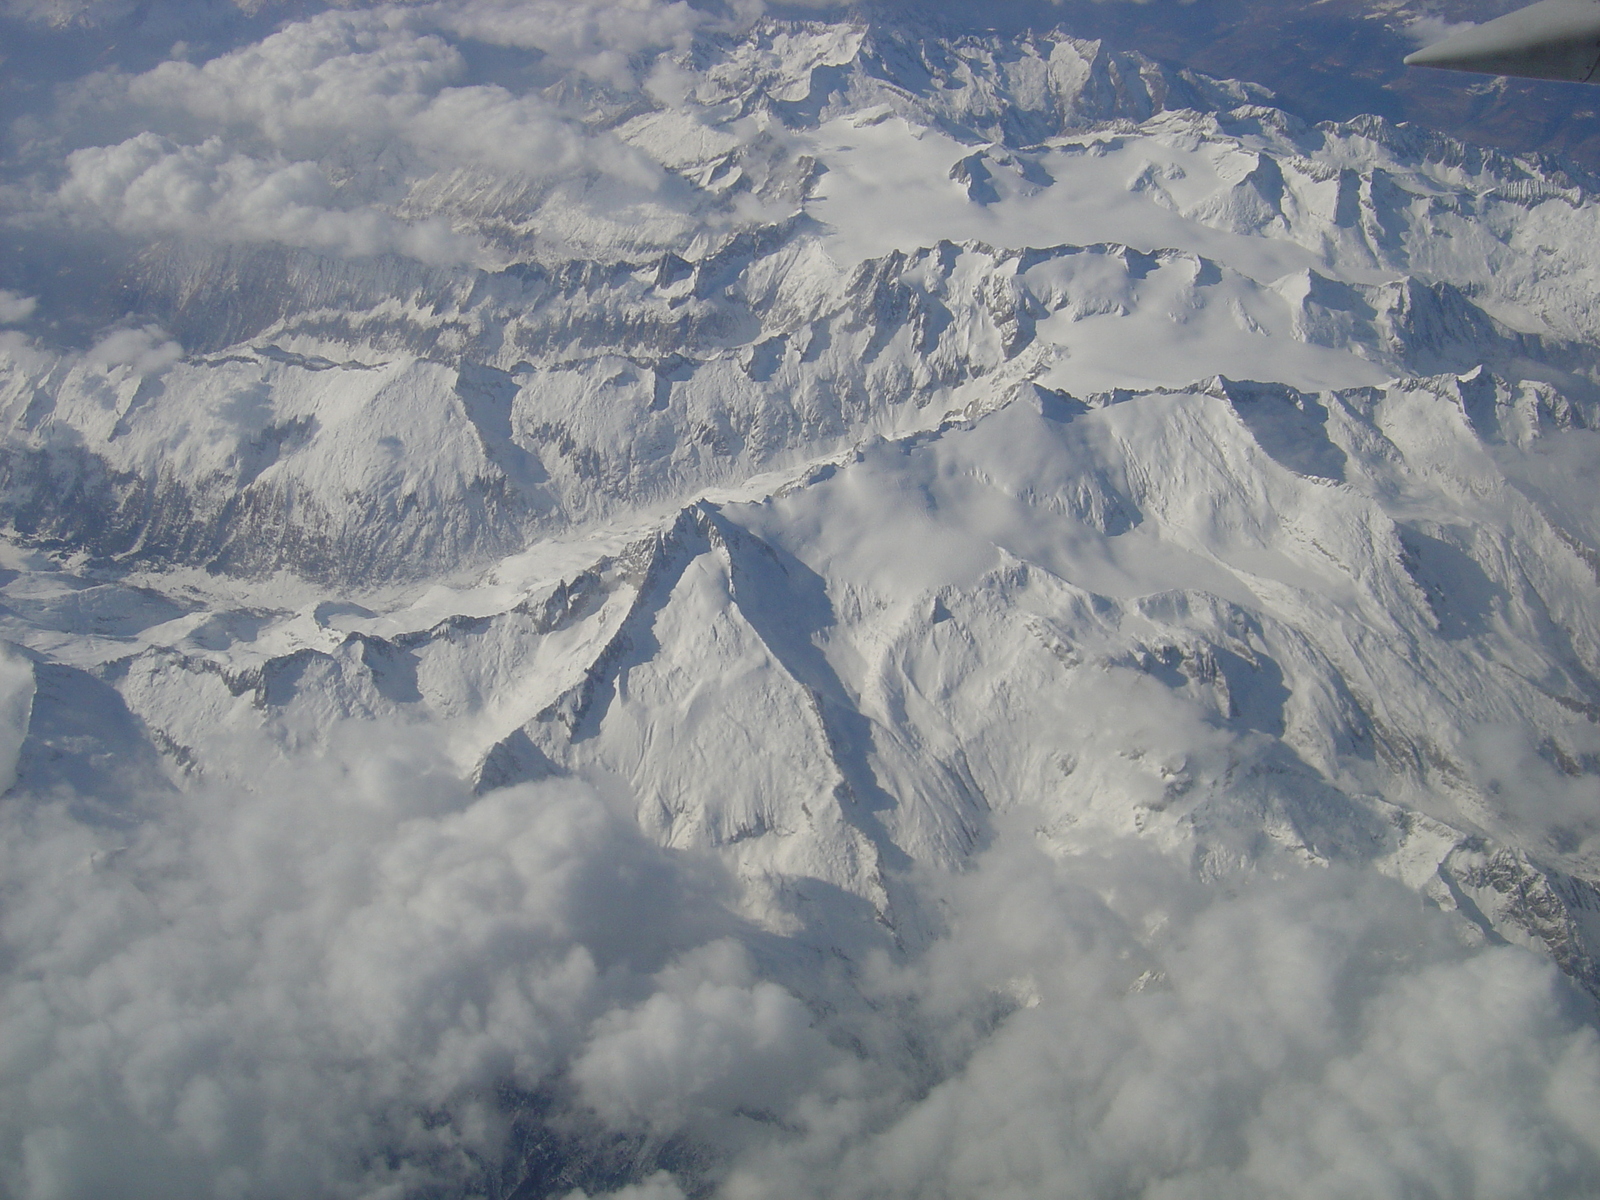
[2,8,1600,1199]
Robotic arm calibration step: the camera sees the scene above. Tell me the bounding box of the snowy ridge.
[0,230,1584,584]
[10,363,1598,981]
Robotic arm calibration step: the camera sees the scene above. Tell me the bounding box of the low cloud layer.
[745,836,1600,1200]
[82,323,183,372]
[0,292,37,325]
[7,0,757,269]
[2,711,1597,1200]
[1404,14,1480,49]
[0,720,730,1198]
[427,0,727,88]
[56,131,477,263]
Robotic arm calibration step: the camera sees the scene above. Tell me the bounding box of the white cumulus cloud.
[574,939,843,1136]
[0,292,38,325]
[716,834,1600,1200]
[84,323,184,373]
[426,0,725,88]
[19,1,748,267]
[2,723,1597,1199]
[56,132,479,262]
[0,723,730,1199]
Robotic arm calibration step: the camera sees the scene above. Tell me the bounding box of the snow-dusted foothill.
[1,2,1599,1197]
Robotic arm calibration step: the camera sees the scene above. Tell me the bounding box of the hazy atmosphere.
[2,0,1600,1196]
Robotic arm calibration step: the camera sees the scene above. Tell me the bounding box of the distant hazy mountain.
[836,0,1600,167]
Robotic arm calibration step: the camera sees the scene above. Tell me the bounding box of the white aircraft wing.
[1405,0,1600,82]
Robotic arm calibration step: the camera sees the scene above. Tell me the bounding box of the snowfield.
[2,5,1600,1198]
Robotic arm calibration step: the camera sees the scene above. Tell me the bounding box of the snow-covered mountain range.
[966,0,1600,167]
[3,5,1600,1198]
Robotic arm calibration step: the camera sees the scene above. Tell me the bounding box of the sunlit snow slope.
[3,8,1600,1199]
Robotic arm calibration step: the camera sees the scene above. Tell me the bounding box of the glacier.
[2,3,1600,1197]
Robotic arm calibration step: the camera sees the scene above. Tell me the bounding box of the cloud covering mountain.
[1,1,1599,1197]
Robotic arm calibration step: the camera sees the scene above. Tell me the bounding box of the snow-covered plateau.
[3,4,1600,1197]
